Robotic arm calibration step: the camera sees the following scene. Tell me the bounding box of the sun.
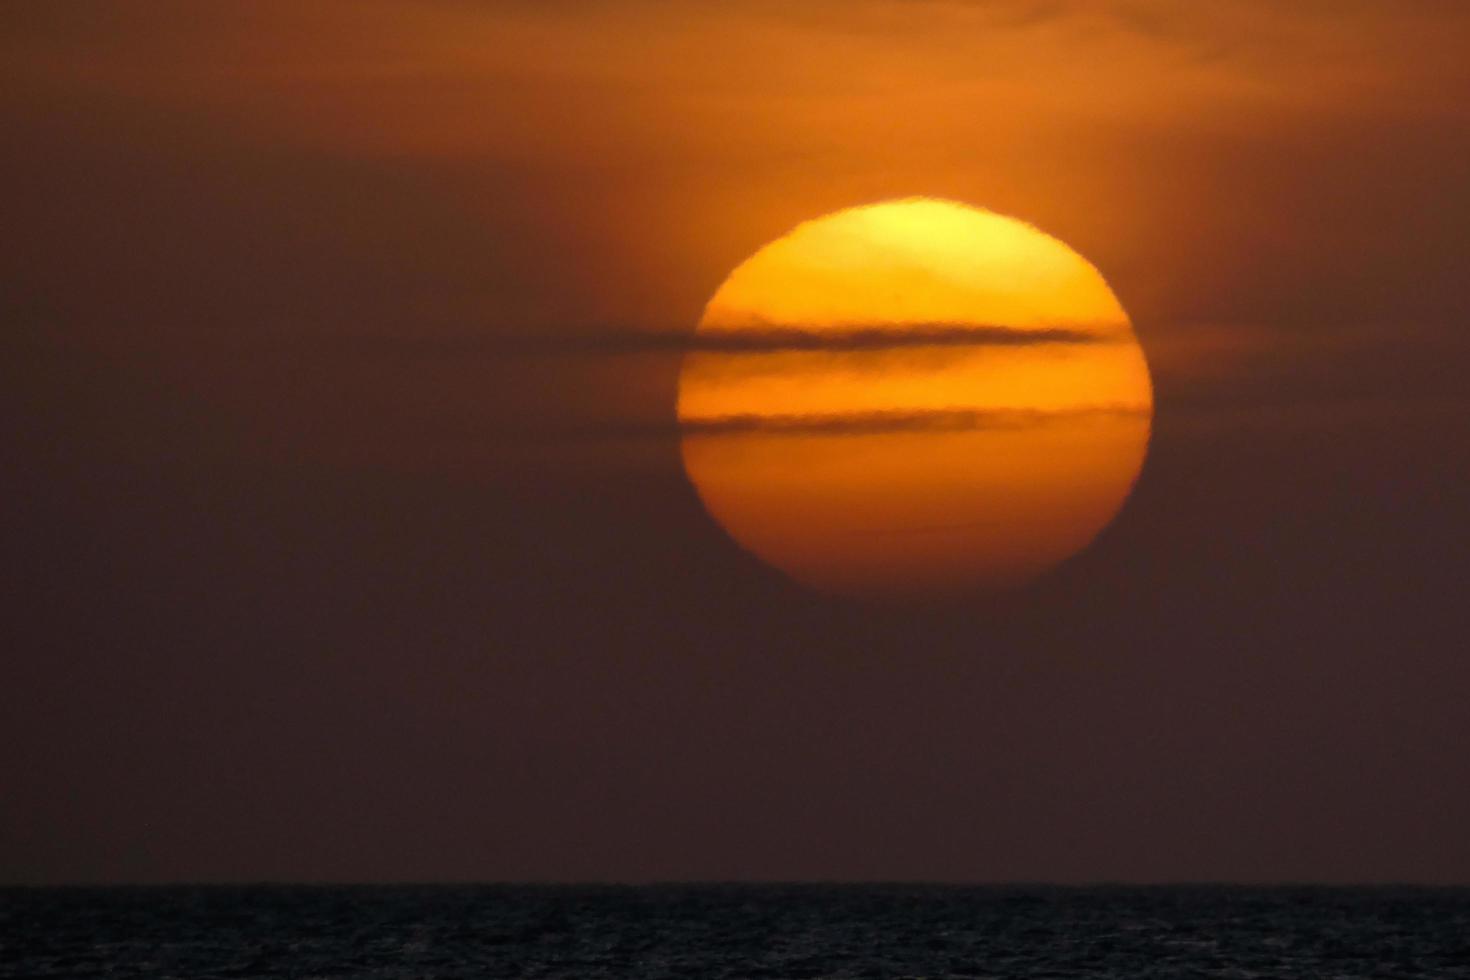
[677,198,1153,598]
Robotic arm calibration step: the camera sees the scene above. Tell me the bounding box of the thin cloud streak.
[681,404,1148,437]
[491,404,1148,446]
[2,323,1115,362]
[516,323,1115,357]
[536,403,1150,442]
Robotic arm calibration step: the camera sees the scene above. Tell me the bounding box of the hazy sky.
[3,1,1469,883]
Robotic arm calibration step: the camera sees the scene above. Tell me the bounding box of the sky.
[3,0,1469,884]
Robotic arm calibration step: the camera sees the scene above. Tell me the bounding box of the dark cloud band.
[680,404,1149,438]
[261,322,1115,359]
[678,324,1108,353]
[4,322,1117,362]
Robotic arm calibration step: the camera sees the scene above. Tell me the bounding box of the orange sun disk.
[677,198,1153,598]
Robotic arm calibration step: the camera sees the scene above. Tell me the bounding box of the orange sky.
[6,1,1470,885]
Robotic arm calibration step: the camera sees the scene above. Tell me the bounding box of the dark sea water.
[3,885,1469,979]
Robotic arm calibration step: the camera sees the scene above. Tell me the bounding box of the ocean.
[3,884,1468,978]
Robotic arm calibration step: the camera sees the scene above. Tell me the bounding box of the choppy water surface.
[4,885,1469,978]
